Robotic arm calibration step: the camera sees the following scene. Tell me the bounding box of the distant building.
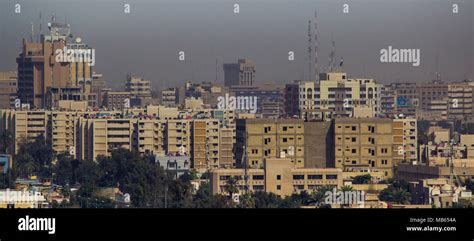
[223,59,255,87]
[299,72,379,120]
[161,87,180,107]
[104,91,131,110]
[91,73,107,107]
[448,81,474,120]
[126,75,152,107]
[16,22,95,109]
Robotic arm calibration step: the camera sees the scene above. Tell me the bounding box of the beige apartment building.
[236,119,305,169]
[191,119,220,171]
[299,72,379,120]
[334,117,417,177]
[448,82,474,119]
[210,158,342,197]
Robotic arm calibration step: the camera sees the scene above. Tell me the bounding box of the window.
[381,160,388,165]
[277,185,281,190]
[277,175,281,180]
[326,175,338,180]
[293,175,305,180]
[294,185,304,190]
[308,175,323,180]
[352,126,357,131]
[252,175,264,180]
[283,126,288,131]
[251,149,258,154]
[352,149,357,154]
[253,185,264,191]
[220,176,230,180]
[351,137,356,142]
[283,138,288,143]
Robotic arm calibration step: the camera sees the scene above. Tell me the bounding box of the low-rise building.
[210,158,342,197]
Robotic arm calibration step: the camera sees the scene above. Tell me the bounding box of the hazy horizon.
[0,0,472,90]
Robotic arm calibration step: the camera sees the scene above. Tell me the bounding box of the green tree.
[352,174,372,184]
[251,191,282,208]
[0,130,13,154]
[223,176,239,200]
[309,186,334,207]
[378,187,411,204]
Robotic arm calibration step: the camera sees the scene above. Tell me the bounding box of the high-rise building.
[191,119,220,170]
[299,72,379,120]
[17,37,69,108]
[16,21,96,109]
[223,59,255,87]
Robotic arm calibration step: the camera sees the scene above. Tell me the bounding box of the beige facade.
[236,119,305,169]
[335,118,417,177]
[210,158,342,197]
[299,72,379,120]
[0,71,17,108]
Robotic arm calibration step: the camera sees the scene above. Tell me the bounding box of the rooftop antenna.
[215,58,218,83]
[314,11,319,82]
[330,35,336,71]
[39,12,42,41]
[30,22,35,43]
[307,20,312,80]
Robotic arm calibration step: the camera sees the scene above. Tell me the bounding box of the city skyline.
[0,0,472,89]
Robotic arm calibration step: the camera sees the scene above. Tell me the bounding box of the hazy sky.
[0,0,472,89]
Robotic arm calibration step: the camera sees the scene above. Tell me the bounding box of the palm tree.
[309,185,334,207]
[339,185,354,192]
[224,176,239,202]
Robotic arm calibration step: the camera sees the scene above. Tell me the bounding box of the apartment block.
[299,72,379,120]
[448,82,474,120]
[192,119,220,171]
[334,118,416,177]
[236,119,305,168]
